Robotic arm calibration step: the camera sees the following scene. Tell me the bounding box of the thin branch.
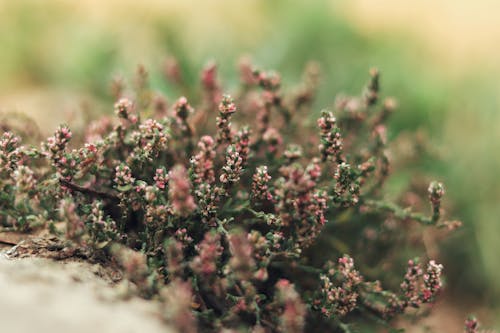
[59,179,119,202]
[270,260,322,274]
[338,321,355,333]
[0,239,17,245]
[363,199,435,226]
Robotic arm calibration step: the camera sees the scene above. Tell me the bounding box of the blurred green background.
[1,0,499,328]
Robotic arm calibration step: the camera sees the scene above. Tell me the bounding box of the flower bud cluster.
[428,181,445,222]
[238,56,258,86]
[423,260,443,301]
[216,95,237,145]
[168,165,197,217]
[85,116,113,143]
[190,232,223,277]
[113,245,149,287]
[163,56,182,85]
[13,165,36,193]
[144,201,168,225]
[274,163,328,246]
[283,144,303,164]
[193,183,221,226]
[227,231,256,281]
[44,125,72,169]
[255,70,281,92]
[0,132,22,176]
[363,67,380,106]
[220,145,243,186]
[200,61,222,112]
[114,164,135,189]
[173,96,193,137]
[286,62,321,117]
[318,110,342,162]
[464,316,492,333]
[333,162,360,206]
[317,255,362,318]
[262,127,282,154]
[114,98,134,120]
[136,118,170,158]
[190,135,216,185]
[160,280,197,333]
[252,166,273,202]
[275,279,306,333]
[400,258,444,307]
[77,143,99,171]
[154,167,168,189]
[253,69,282,136]
[401,258,423,307]
[85,201,118,247]
[234,126,251,165]
[174,228,193,246]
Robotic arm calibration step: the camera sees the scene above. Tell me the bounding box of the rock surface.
[0,254,173,333]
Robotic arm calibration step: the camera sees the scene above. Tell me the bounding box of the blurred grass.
[0,0,499,325]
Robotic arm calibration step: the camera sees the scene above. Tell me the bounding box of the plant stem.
[364,199,435,226]
[59,179,119,203]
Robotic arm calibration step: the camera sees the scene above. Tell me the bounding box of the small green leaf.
[96,241,110,249]
[117,184,133,192]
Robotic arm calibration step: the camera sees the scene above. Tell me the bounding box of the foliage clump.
[0,59,461,332]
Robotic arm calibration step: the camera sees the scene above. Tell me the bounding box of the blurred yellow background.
[0,0,499,327]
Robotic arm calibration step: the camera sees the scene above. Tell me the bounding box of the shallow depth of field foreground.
[0,1,498,332]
